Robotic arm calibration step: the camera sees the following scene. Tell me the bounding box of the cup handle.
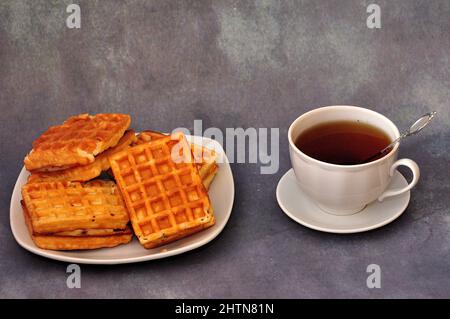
[378,159,420,202]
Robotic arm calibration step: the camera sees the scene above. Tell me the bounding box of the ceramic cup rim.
[288,105,401,169]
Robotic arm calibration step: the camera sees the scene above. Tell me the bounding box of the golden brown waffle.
[53,228,131,237]
[24,113,131,172]
[134,130,167,144]
[143,213,216,249]
[135,131,218,165]
[135,130,218,190]
[109,132,215,249]
[21,180,130,234]
[28,130,137,183]
[29,233,133,250]
[202,163,218,190]
[22,202,132,250]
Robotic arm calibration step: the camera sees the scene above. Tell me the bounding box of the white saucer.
[10,135,234,264]
[276,169,410,234]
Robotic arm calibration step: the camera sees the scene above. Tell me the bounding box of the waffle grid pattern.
[110,133,213,246]
[27,130,136,183]
[134,131,218,188]
[21,180,129,234]
[24,113,131,171]
[22,200,133,250]
[135,130,217,166]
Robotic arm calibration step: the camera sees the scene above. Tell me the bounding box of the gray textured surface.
[0,0,449,298]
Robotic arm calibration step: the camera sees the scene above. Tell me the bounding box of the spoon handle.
[362,111,436,164]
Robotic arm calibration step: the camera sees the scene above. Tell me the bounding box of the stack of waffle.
[21,181,132,250]
[22,114,134,250]
[26,114,135,183]
[21,114,218,250]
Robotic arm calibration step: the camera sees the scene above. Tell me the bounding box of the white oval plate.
[10,135,234,264]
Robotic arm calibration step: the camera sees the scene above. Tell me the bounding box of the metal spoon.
[362,111,437,163]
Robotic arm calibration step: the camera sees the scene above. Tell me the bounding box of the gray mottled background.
[0,0,449,298]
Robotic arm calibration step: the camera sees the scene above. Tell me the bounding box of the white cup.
[288,105,420,215]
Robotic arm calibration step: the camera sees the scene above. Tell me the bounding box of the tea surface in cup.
[294,120,391,165]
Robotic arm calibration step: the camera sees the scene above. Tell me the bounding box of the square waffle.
[27,130,137,183]
[24,113,131,172]
[53,228,132,237]
[202,163,218,190]
[22,201,132,250]
[21,180,130,234]
[28,232,133,251]
[109,132,215,249]
[134,130,219,190]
